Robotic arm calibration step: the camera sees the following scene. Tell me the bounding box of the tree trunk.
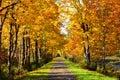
[12,25,19,57]
[81,23,91,66]
[8,4,18,78]
[116,33,120,54]
[0,16,2,51]
[39,47,42,59]
[18,36,23,69]
[102,30,106,71]
[26,37,31,70]
[0,8,9,51]
[35,40,39,67]
[22,32,25,67]
[39,43,43,59]
[8,23,13,77]
[0,7,1,72]
[84,40,90,66]
[0,0,2,6]
[0,0,2,51]
[32,48,35,63]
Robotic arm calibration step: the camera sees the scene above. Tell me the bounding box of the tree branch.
[0,2,18,12]
[1,8,9,28]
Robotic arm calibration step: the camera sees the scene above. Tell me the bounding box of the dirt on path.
[46,57,76,80]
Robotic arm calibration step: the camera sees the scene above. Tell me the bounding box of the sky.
[56,0,61,3]
[57,0,84,35]
[60,18,70,35]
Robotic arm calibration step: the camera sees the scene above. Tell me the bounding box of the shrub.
[0,64,8,80]
[79,59,88,69]
[0,50,8,64]
[43,53,53,64]
[11,66,27,80]
[69,56,78,63]
[89,62,97,71]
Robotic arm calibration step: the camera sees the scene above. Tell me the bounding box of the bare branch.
[0,1,19,12]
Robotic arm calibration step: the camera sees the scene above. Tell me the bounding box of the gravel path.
[46,57,76,80]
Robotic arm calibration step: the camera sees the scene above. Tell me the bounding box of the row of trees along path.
[0,0,120,80]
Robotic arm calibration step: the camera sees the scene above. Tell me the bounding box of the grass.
[19,59,55,80]
[64,59,118,80]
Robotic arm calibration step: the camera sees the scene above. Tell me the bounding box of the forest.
[0,0,120,80]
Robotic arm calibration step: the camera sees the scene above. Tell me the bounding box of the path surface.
[46,57,76,80]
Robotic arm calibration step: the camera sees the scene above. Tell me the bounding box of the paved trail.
[46,57,76,80]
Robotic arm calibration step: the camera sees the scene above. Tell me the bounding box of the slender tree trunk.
[8,23,13,77]
[25,35,27,65]
[8,5,17,79]
[28,38,30,67]
[44,43,48,58]
[0,0,2,6]
[0,8,9,51]
[87,36,90,65]
[0,13,2,79]
[18,36,23,69]
[8,4,18,67]
[82,23,91,66]
[102,29,106,72]
[0,0,2,51]
[0,1,9,51]
[84,40,90,65]
[35,40,39,67]
[116,33,120,54]
[32,48,35,63]
[39,47,41,59]
[39,44,43,59]
[12,25,19,57]
[0,16,2,51]
[22,32,25,67]
[26,37,31,70]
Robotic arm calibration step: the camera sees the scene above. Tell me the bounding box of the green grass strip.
[20,60,56,80]
[64,59,118,80]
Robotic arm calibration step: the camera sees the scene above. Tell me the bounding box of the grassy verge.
[19,59,55,80]
[65,59,118,80]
